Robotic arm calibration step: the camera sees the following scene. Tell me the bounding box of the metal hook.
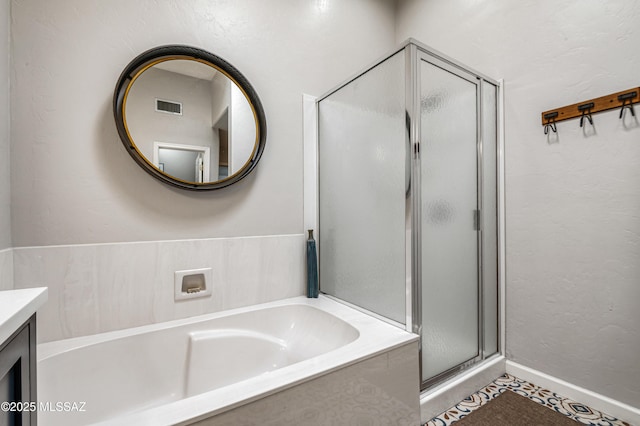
[543,112,558,135]
[578,102,594,127]
[544,122,557,135]
[618,92,637,119]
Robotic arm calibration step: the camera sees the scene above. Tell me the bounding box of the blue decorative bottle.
[306,229,319,298]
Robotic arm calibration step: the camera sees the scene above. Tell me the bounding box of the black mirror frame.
[113,45,267,191]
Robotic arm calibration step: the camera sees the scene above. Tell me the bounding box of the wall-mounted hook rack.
[541,87,639,130]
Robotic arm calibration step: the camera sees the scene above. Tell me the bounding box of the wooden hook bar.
[540,87,640,125]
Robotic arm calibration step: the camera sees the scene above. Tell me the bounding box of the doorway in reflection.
[155,143,210,183]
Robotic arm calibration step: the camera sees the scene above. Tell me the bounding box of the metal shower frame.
[316,38,505,391]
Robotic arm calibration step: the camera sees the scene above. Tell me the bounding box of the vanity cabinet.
[0,315,37,426]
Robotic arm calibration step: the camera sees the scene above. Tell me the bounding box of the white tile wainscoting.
[11,234,305,343]
[0,248,13,291]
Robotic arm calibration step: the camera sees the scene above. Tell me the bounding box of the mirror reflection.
[124,59,257,184]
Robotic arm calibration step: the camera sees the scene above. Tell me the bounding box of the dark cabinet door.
[0,316,36,426]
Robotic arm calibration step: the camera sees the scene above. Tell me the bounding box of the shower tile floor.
[425,374,631,426]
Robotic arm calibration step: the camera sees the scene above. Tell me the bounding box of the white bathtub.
[37,296,420,425]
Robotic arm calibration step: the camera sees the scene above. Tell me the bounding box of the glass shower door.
[318,51,407,324]
[419,55,481,384]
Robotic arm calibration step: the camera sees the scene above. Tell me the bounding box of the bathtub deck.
[37,296,420,426]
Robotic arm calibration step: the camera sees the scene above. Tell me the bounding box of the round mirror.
[113,45,266,190]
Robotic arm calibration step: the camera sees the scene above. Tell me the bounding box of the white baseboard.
[420,355,506,424]
[506,361,640,425]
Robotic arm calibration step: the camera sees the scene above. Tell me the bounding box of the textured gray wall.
[397,0,640,408]
[10,0,397,247]
[0,0,10,251]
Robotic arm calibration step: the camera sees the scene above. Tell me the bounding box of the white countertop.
[0,287,48,345]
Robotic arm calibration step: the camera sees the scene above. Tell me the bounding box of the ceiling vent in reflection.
[155,98,182,115]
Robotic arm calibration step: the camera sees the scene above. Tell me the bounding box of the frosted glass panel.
[318,51,406,323]
[482,81,498,357]
[420,59,479,381]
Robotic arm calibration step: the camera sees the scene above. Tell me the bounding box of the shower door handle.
[473,209,481,231]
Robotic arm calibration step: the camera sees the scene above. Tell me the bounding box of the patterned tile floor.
[426,374,631,426]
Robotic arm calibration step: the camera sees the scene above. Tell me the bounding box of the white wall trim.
[497,78,507,357]
[10,233,304,251]
[302,93,319,235]
[506,361,640,425]
[420,355,506,423]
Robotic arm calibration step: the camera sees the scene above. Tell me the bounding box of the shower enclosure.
[317,39,500,389]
